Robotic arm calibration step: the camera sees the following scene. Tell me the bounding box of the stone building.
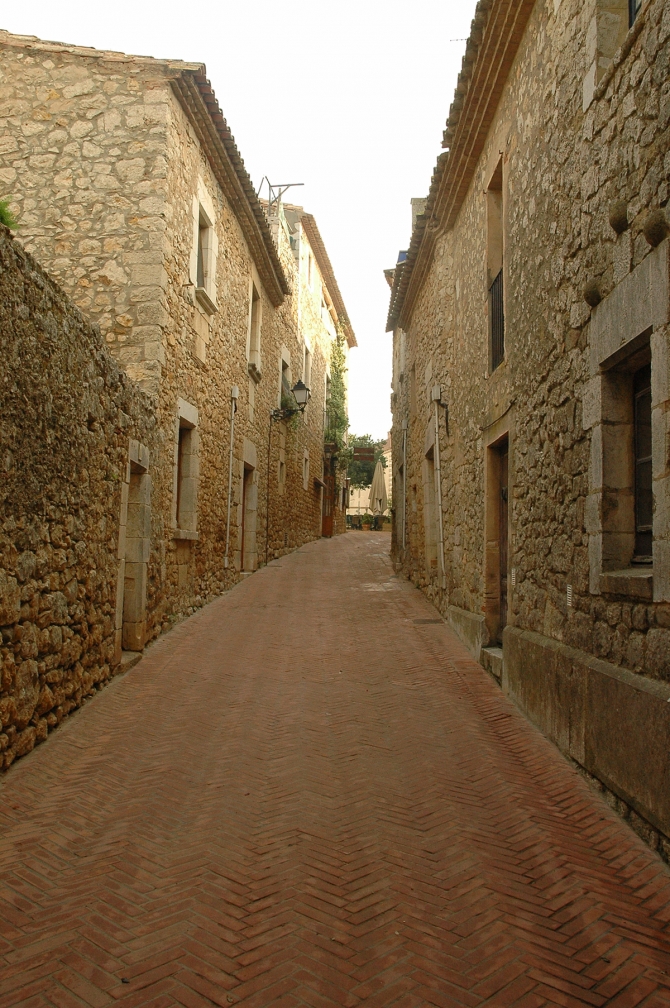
[0,30,354,763]
[387,0,670,853]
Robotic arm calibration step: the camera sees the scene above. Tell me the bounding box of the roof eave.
[387,0,536,330]
[299,214,357,347]
[170,71,291,307]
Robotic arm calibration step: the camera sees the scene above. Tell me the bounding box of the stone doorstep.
[480,645,503,682]
[120,650,143,672]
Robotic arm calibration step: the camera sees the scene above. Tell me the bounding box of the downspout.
[431,386,447,590]
[223,386,239,569]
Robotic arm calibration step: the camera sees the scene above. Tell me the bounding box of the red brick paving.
[1,533,670,1008]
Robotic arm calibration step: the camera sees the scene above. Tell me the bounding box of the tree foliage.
[346,433,387,489]
[0,200,17,229]
[324,328,349,454]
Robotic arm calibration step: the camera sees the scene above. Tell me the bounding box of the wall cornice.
[387,0,536,332]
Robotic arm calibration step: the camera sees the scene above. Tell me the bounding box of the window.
[173,400,199,537]
[248,283,262,382]
[303,453,310,490]
[595,335,651,576]
[190,188,217,315]
[633,363,652,561]
[487,159,504,372]
[583,1,632,108]
[303,345,312,390]
[281,359,291,406]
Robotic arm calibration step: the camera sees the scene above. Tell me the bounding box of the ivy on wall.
[324,327,349,455]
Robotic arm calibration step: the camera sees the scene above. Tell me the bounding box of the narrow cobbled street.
[1,534,670,1008]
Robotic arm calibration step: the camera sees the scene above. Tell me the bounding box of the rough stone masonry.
[0,225,154,769]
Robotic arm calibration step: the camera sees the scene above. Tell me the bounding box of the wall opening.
[422,448,438,575]
[485,435,509,645]
[600,334,652,571]
[123,456,151,652]
[241,464,257,571]
[487,159,505,372]
[248,283,262,381]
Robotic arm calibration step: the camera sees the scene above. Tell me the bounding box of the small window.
[173,401,199,535]
[303,346,312,390]
[282,360,291,400]
[633,363,652,561]
[192,200,217,315]
[248,284,262,381]
[629,0,642,26]
[197,222,206,290]
[176,425,190,528]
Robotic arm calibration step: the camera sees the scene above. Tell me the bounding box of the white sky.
[3,0,478,441]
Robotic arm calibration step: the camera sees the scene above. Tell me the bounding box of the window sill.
[172,529,199,541]
[600,567,653,600]
[195,287,217,315]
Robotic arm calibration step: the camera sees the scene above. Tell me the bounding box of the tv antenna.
[256,177,304,218]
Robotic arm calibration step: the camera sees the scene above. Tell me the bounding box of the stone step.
[480,645,503,683]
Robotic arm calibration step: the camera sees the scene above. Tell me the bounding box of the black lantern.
[271,381,311,421]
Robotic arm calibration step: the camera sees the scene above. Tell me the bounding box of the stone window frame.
[172,399,200,541]
[582,0,649,110]
[583,240,669,602]
[247,265,263,384]
[189,179,218,316]
[302,450,310,491]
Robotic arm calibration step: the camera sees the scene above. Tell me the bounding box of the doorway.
[322,460,335,537]
[485,435,509,645]
[241,464,257,571]
[123,464,151,651]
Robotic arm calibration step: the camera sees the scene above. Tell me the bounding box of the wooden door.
[321,468,335,537]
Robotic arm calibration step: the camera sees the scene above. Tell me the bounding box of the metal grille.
[489,269,505,371]
[629,0,642,26]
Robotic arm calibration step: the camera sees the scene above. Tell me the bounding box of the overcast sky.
[3,1,478,440]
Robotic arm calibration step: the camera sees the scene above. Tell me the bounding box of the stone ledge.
[600,567,653,599]
[172,529,199,541]
[480,645,503,683]
[447,604,488,662]
[503,624,670,840]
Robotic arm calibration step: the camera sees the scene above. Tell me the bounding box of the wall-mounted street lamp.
[270,380,311,422]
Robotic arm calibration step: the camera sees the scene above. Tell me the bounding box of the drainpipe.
[402,419,408,551]
[431,386,447,590]
[223,386,239,569]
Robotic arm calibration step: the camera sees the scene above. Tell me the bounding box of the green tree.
[324,328,349,454]
[347,434,387,489]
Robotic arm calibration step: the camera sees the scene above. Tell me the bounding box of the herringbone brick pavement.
[1,533,670,1008]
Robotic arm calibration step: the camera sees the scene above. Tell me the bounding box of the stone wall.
[390,0,670,847]
[0,31,350,739]
[0,226,154,769]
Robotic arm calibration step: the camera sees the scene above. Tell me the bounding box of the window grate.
[489,269,505,371]
[629,0,642,27]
